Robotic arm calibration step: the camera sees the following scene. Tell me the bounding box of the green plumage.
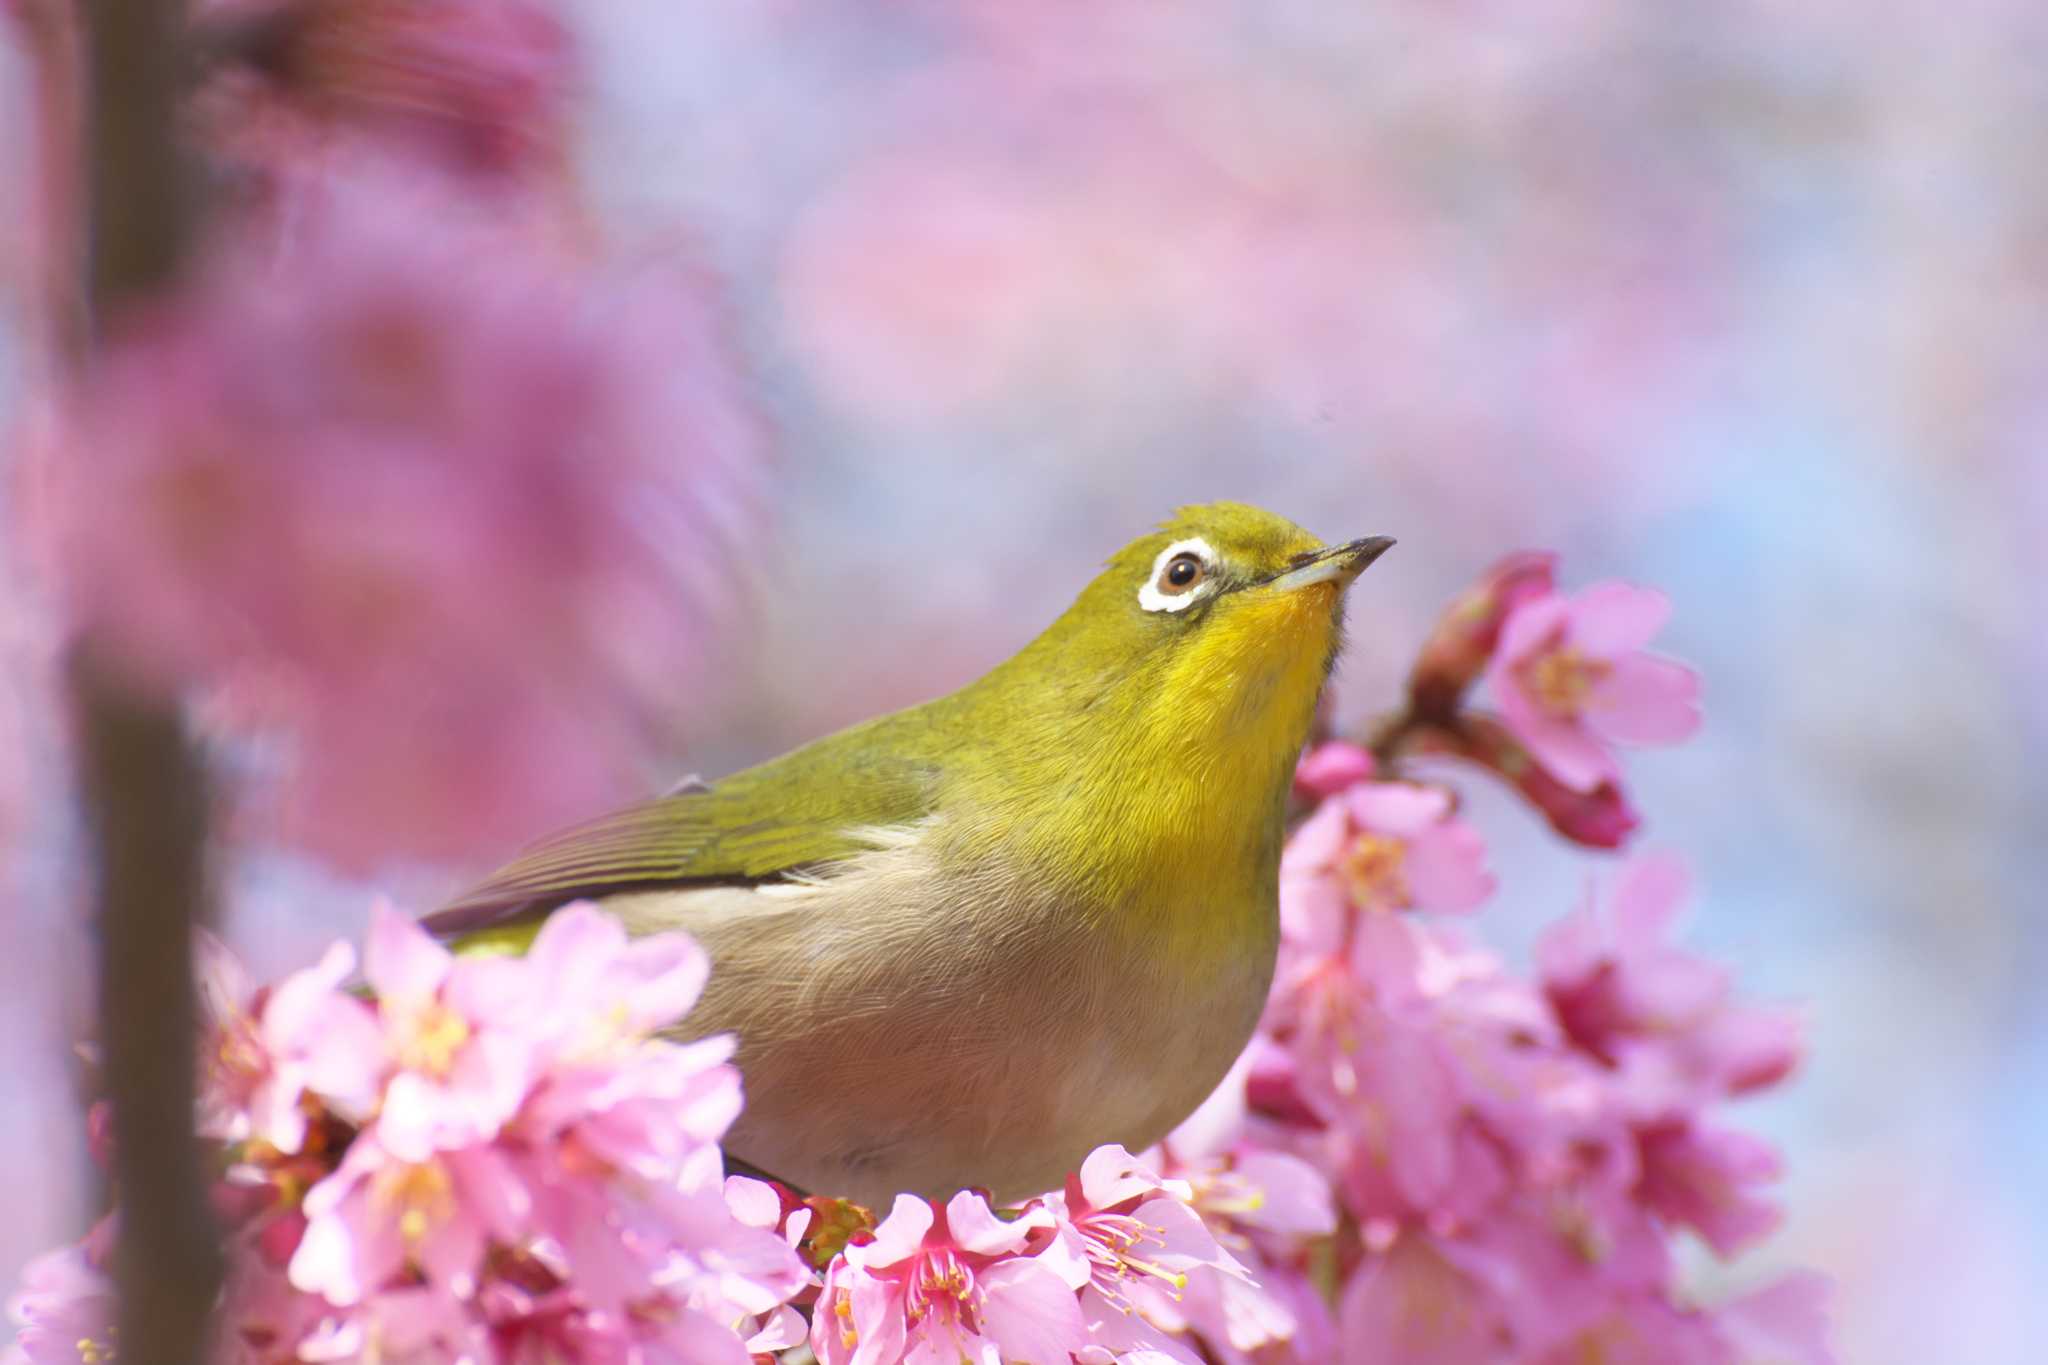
[430,715,947,929]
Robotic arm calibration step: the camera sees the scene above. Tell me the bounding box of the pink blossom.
[360,904,533,1161]
[1407,550,1559,718]
[1710,1271,1835,1365]
[1337,1233,1505,1365]
[196,931,383,1153]
[1283,780,1495,931]
[194,0,576,184]
[1148,1132,1337,1364]
[813,1190,1087,1365]
[1404,714,1642,850]
[1634,1122,1782,1257]
[45,170,763,869]
[1486,582,1701,792]
[2,1240,114,1365]
[1039,1144,1251,1364]
[288,1134,531,1305]
[511,901,717,1069]
[1539,855,1801,1103]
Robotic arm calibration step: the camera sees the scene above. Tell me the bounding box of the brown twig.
[76,0,222,1361]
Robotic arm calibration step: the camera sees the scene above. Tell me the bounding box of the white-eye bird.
[424,502,1393,1207]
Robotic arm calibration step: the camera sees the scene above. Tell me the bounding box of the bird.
[422,502,1393,1208]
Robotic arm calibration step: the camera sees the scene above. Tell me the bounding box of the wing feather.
[421,730,942,939]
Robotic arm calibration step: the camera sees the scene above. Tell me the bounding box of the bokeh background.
[4,3,2043,1361]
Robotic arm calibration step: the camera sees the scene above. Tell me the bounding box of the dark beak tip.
[1349,535,1397,569]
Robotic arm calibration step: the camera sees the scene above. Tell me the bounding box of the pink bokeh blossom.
[195,931,382,1154]
[41,169,764,870]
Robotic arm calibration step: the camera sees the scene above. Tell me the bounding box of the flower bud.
[1417,715,1640,849]
[1406,551,1557,719]
[1292,740,1375,803]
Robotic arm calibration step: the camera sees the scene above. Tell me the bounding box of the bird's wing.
[420,731,941,940]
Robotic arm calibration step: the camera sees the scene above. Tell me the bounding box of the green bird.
[424,502,1393,1207]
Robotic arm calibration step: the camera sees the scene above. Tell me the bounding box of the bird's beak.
[1268,536,1396,593]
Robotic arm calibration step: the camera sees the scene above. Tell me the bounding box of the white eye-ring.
[1138,537,1219,613]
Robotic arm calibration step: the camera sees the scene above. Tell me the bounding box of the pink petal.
[615,930,712,1029]
[193,930,254,1022]
[651,1308,752,1365]
[363,902,451,1003]
[288,1200,366,1305]
[1403,823,1495,914]
[1535,895,1603,986]
[1279,799,1351,873]
[1344,782,1452,837]
[1337,1238,1498,1365]
[1346,911,1424,1002]
[1587,653,1700,745]
[373,1073,443,1163]
[1504,698,1620,793]
[1611,853,1692,952]
[1493,592,1571,666]
[1713,1271,1835,1365]
[1279,875,1353,956]
[723,1175,783,1230]
[1138,1198,1248,1281]
[524,901,629,995]
[843,1269,907,1365]
[448,1145,532,1242]
[977,1258,1092,1363]
[442,951,529,1026]
[848,1194,932,1271]
[1038,1225,1097,1292]
[945,1188,1039,1256]
[1230,1152,1336,1237]
[1566,581,1672,657]
[745,1304,809,1353]
[291,999,386,1119]
[262,941,359,1038]
[1075,1144,1174,1213]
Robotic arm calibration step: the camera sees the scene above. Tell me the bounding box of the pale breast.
[602,825,1277,1207]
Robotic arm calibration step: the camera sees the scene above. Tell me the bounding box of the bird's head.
[985,501,1393,790]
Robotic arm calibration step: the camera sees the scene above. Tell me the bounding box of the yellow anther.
[1522,646,1611,719]
[1341,833,1412,911]
[391,1000,472,1076]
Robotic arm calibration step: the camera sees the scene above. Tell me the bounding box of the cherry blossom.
[813,1190,1087,1365]
[1486,582,1702,792]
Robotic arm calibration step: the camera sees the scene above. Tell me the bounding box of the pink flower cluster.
[9,904,809,1365]
[39,167,763,870]
[5,558,1830,1365]
[28,0,766,873]
[1198,560,1828,1364]
[1252,828,1824,1362]
[799,1140,1332,1365]
[1394,554,1702,849]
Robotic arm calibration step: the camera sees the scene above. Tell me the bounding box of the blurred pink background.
[3,3,2043,1360]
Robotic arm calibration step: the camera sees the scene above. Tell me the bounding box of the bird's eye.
[1138,537,1220,613]
[1159,553,1206,595]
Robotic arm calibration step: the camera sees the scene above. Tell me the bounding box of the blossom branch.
[76,1,222,1363]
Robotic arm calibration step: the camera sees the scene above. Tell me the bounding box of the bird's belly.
[605,869,1275,1207]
